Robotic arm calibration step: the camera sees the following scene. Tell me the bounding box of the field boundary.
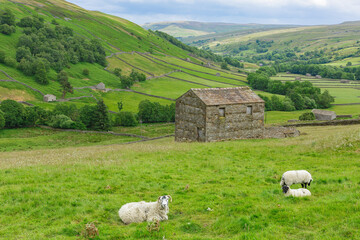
[283,119,360,127]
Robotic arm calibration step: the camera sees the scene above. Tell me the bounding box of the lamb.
[118,195,172,224]
[282,185,311,197]
[280,170,313,188]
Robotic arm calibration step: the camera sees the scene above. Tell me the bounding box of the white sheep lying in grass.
[282,185,311,197]
[280,170,313,188]
[118,195,172,224]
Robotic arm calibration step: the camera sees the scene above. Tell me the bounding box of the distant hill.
[143,21,300,39]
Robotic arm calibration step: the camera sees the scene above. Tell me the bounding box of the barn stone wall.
[205,103,264,142]
[175,91,206,142]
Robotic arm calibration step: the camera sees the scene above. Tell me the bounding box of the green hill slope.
[0,0,246,113]
[189,21,360,65]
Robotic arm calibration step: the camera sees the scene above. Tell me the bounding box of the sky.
[67,0,360,26]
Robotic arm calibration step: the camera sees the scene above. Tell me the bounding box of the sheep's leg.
[301,183,304,188]
[304,183,308,188]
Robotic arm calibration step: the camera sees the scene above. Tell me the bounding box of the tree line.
[0,99,175,130]
[248,66,334,111]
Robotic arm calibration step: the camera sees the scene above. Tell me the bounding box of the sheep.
[280,170,313,188]
[282,185,311,197]
[118,195,172,224]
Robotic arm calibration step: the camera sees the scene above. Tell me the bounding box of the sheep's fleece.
[280,170,312,188]
[119,195,172,224]
[282,185,311,197]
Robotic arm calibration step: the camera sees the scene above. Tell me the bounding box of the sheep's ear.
[158,196,161,202]
[167,195,172,202]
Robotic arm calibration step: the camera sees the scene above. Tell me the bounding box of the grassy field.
[0,125,359,239]
[271,73,360,105]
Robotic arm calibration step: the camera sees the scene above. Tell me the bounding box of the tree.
[0,24,16,35]
[289,92,305,110]
[0,9,16,26]
[79,105,96,129]
[57,71,73,98]
[317,90,334,108]
[0,110,5,129]
[115,112,137,126]
[16,46,31,62]
[120,75,134,89]
[0,100,25,128]
[0,50,5,63]
[92,100,111,130]
[34,60,48,84]
[221,62,229,70]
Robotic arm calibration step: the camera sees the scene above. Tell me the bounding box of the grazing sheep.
[118,195,172,224]
[280,170,313,188]
[282,185,311,197]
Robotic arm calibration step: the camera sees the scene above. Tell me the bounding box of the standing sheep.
[282,185,311,197]
[280,170,313,188]
[118,195,172,224]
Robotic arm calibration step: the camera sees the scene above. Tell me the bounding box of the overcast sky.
[67,0,360,25]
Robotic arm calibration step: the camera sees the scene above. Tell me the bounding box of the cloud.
[67,0,360,25]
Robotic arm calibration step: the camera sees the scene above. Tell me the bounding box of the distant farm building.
[96,82,106,91]
[312,109,336,121]
[175,87,265,142]
[43,94,56,102]
[216,73,221,76]
[306,73,311,77]
[315,75,322,79]
[340,80,350,84]
[295,76,301,80]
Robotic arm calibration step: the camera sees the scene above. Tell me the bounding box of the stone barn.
[175,87,265,142]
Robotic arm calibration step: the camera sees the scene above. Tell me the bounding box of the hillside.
[0,0,246,114]
[186,21,360,65]
[143,21,300,39]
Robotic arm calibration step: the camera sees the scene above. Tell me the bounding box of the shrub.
[114,68,122,77]
[48,114,74,129]
[4,56,17,68]
[299,112,316,121]
[221,62,229,70]
[0,24,16,35]
[0,50,6,63]
[83,68,89,76]
[115,111,138,127]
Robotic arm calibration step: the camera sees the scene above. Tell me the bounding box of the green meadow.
[0,125,359,239]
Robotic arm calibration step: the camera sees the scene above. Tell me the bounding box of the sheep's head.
[158,195,172,209]
[282,185,289,193]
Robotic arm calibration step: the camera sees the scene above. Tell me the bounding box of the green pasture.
[131,77,204,99]
[118,53,174,76]
[0,125,359,239]
[101,90,173,112]
[0,127,139,152]
[170,72,234,88]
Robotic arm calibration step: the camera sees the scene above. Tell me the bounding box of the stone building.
[312,109,336,121]
[175,87,265,142]
[43,94,56,102]
[96,82,106,91]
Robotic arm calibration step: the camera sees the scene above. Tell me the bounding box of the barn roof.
[188,87,264,106]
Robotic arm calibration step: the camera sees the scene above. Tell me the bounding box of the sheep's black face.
[282,185,289,193]
[158,196,169,209]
